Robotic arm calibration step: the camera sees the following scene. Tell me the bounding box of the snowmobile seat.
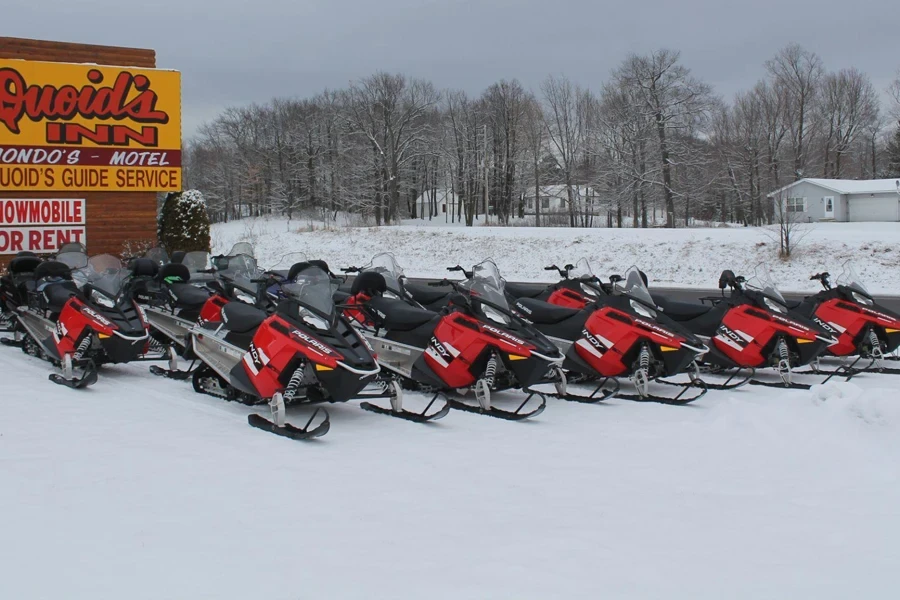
[351,271,388,296]
[505,281,544,299]
[221,302,267,333]
[42,281,80,313]
[405,282,451,306]
[514,297,580,324]
[653,296,712,320]
[130,258,159,278]
[367,296,437,331]
[33,260,72,282]
[8,256,42,276]
[169,283,211,308]
[159,263,191,284]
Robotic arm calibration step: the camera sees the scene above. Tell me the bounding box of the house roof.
[767,178,900,197]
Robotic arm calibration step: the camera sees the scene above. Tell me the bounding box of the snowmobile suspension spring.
[867,329,883,360]
[484,353,498,388]
[778,337,790,364]
[73,335,92,361]
[639,344,651,372]
[283,367,306,403]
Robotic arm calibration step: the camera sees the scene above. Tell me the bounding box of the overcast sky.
[8,0,899,138]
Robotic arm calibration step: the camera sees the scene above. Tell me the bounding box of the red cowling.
[424,312,536,389]
[546,287,589,310]
[239,314,341,398]
[813,298,900,357]
[198,294,230,325]
[712,305,819,367]
[573,307,686,377]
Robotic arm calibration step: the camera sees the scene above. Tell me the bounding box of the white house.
[521,185,602,215]
[413,188,461,218]
[767,178,900,222]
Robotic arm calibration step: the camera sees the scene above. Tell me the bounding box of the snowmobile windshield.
[218,254,260,293]
[617,266,655,307]
[181,251,211,273]
[58,242,86,254]
[86,255,129,297]
[282,266,339,318]
[143,247,169,266]
[464,260,510,315]
[745,264,787,305]
[268,252,308,275]
[836,261,870,296]
[364,253,406,295]
[568,258,595,280]
[226,242,255,258]
[56,251,89,271]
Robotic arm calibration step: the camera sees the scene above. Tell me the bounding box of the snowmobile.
[504,259,610,310]
[186,262,445,441]
[510,265,711,404]
[1,254,155,388]
[342,259,565,420]
[787,262,900,375]
[0,252,42,333]
[651,266,839,389]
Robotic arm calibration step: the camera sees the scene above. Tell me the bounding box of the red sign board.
[0,198,85,254]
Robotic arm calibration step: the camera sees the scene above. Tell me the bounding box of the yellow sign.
[0,59,181,192]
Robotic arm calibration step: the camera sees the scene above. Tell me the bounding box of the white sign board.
[0,199,86,254]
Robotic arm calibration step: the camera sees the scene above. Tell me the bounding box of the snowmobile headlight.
[482,304,510,325]
[236,292,256,305]
[851,291,873,306]
[763,297,787,314]
[629,299,656,319]
[91,289,115,309]
[579,283,599,298]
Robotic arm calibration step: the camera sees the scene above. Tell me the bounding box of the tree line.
[185,44,900,228]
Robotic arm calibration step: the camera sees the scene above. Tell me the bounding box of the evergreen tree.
[886,122,900,177]
[158,190,211,253]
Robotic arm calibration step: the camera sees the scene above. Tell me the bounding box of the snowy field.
[212,218,900,294]
[2,346,900,599]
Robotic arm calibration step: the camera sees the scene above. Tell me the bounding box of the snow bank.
[1,348,899,599]
[211,219,900,294]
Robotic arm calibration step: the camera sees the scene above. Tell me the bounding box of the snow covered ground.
[212,218,900,295]
[2,346,900,599]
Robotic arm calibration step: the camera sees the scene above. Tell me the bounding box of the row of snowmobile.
[2,241,899,442]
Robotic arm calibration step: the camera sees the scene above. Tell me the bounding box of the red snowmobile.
[651,266,839,389]
[342,258,565,420]
[185,262,445,441]
[1,254,160,388]
[788,262,900,375]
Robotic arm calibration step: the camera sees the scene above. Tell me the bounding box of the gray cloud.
[8,0,899,137]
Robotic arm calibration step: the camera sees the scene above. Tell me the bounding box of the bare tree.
[819,68,880,177]
[765,44,824,179]
[612,49,715,227]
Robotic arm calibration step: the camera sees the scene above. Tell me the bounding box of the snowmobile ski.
[48,362,99,389]
[358,380,450,423]
[446,388,546,421]
[615,378,708,405]
[544,376,620,404]
[150,362,197,380]
[247,409,331,441]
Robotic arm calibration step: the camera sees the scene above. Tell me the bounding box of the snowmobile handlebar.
[447,265,474,278]
[810,272,832,290]
[340,266,360,273]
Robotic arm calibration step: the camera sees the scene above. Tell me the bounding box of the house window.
[527,198,534,209]
[541,196,551,210]
[442,204,446,213]
[786,197,806,213]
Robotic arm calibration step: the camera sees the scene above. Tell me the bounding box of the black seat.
[653,296,713,321]
[169,283,211,308]
[505,281,545,299]
[8,256,42,276]
[514,297,580,324]
[367,296,437,331]
[43,281,80,313]
[159,263,191,284]
[405,282,451,306]
[221,302,267,333]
